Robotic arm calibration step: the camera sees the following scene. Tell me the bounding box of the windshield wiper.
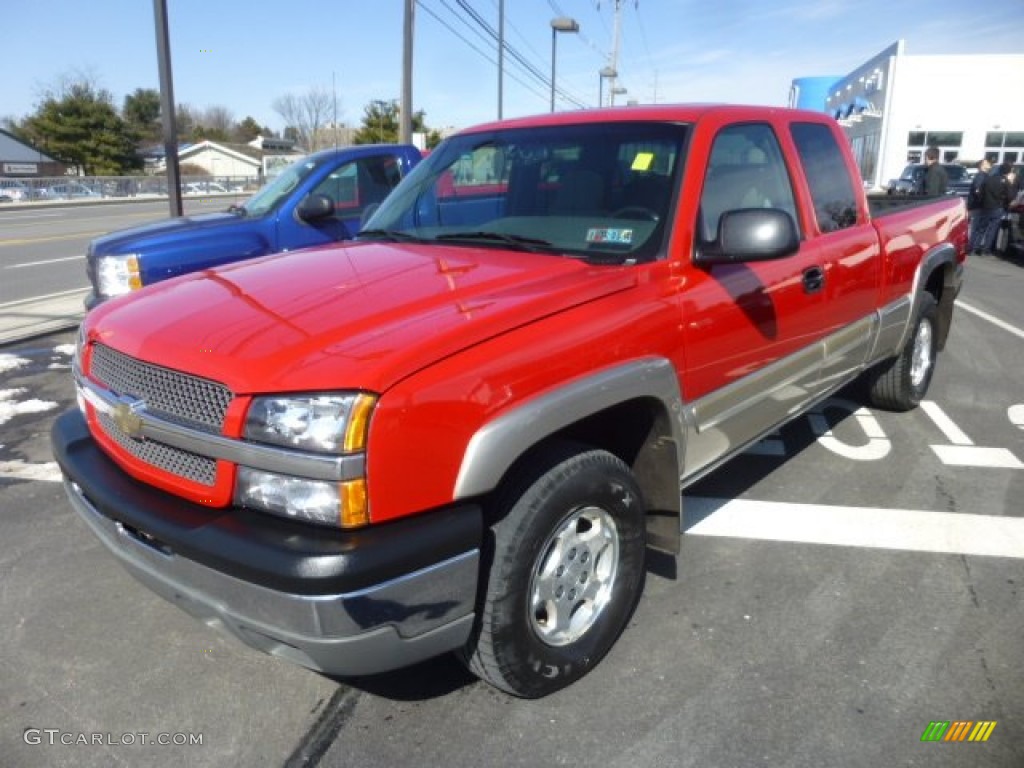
[434,231,554,252]
[358,228,425,243]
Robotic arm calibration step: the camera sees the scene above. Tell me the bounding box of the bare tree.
[272,86,336,151]
[201,105,235,138]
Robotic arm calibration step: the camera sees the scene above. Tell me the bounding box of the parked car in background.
[42,181,101,200]
[886,163,968,196]
[184,181,230,195]
[84,144,423,307]
[0,178,36,202]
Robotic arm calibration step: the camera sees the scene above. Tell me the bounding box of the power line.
[416,0,553,106]
[430,0,589,109]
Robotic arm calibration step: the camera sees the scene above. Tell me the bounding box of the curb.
[0,289,87,346]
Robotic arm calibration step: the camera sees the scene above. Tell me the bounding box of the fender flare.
[452,358,687,552]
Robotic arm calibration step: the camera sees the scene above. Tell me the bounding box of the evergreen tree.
[353,99,438,146]
[234,116,264,143]
[123,88,162,144]
[23,81,139,174]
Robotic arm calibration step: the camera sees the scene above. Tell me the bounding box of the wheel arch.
[907,242,959,352]
[453,358,685,554]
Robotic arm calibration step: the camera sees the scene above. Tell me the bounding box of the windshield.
[242,156,317,217]
[361,121,689,262]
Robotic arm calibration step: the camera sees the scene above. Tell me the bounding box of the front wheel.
[460,443,646,698]
[866,292,938,411]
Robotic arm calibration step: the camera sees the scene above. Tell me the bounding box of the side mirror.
[695,208,799,265]
[296,194,334,222]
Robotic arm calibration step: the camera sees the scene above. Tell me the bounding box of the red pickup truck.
[53,105,967,698]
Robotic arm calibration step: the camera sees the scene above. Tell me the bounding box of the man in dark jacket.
[967,158,993,254]
[921,146,948,195]
[977,162,1017,254]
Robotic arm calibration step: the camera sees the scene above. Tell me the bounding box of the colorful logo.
[921,721,997,742]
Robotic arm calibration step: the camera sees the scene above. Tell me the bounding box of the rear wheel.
[460,443,646,698]
[866,293,938,411]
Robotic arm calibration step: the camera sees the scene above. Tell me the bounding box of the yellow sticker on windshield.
[632,152,654,171]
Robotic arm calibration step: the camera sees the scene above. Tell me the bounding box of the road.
[0,198,237,305]
[1,252,1022,767]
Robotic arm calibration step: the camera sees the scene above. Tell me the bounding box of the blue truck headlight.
[96,254,141,297]
[244,394,375,453]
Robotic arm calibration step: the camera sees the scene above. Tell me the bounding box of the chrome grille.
[98,411,217,486]
[90,343,232,432]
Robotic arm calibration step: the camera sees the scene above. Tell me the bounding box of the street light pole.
[599,66,617,107]
[549,17,579,112]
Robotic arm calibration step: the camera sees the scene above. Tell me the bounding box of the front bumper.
[52,409,482,677]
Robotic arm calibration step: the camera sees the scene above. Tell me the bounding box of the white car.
[41,182,101,200]
[184,181,230,195]
[0,179,36,202]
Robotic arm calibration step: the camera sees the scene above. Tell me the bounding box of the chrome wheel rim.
[910,319,934,388]
[528,505,620,647]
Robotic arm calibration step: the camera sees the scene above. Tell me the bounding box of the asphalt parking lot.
[1,253,1022,767]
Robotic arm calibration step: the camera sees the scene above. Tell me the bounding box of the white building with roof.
[792,41,1024,190]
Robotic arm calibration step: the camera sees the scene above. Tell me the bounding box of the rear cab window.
[789,122,859,234]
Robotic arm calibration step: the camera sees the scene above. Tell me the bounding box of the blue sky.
[2,1,1022,135]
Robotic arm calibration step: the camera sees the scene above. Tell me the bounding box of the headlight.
[244,394,376,453]
[96,254,141,297]
[237,393,376,527]
[235,468,367,528]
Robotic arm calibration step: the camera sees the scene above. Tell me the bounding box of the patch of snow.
[0,355,31,375]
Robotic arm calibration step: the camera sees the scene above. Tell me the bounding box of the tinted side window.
[698,123,798,243]
[790,122,858,233]
[311,155,404,219]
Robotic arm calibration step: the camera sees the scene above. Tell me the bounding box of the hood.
[86,241,636,394]
[90,211,245,255]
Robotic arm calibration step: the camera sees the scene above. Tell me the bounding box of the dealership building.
[790,41,1024,189]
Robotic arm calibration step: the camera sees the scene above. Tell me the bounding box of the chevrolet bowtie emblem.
[111,399,146,439]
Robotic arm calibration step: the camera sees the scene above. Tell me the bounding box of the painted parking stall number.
[748,398,1023,469]
[808,398,891,461]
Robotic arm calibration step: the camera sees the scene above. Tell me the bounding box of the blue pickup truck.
[85,144,423,308]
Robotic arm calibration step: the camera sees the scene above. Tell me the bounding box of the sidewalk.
[0,288,88,346]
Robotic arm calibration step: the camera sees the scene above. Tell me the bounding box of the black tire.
[866,293,939,411]
[460,442,646,698]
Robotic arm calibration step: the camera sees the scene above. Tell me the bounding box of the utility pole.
[609,0,623,106]
[153,0,182,217]
[497,0,505,119]
[400,0,414,144]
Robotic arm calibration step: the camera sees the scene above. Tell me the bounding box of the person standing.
[978,162,1016,255]
[921,146,948,195]
[967,157,993,254]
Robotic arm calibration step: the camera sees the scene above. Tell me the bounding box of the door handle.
[803,266,825,294]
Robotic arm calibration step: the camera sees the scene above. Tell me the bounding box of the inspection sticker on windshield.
[586,228,634,244]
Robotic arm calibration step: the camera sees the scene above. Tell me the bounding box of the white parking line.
[921,401,973,445]
[5,255,81,269]
[0,460,62,483]
[686,497,1024,559]
[0,287,89,309]
[957,300,1024,341]
[1010,405,1024,431]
